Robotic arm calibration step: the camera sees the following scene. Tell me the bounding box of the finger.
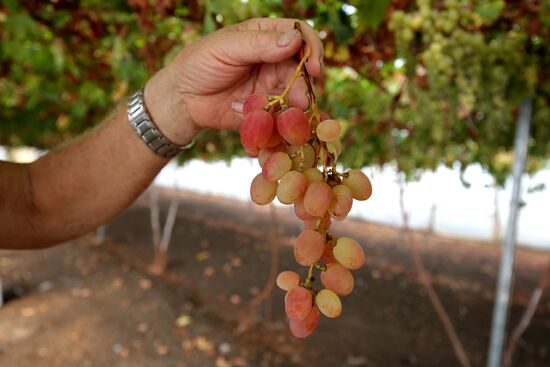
[225,105,244,130]
[285,76,309,111]
[231,18,324,77]
[212,28,304,67]
[275,60,309,110]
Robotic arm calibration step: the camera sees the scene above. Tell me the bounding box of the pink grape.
[320,263,354,296]
[276,107,311,145]
[333,237,365,270]
[294,199,316,221]
[342,169,373,201]
[303,167,324,183]
[315,289,342,318]
[250,173,277,205]
[319,111,330,121]
[304,181,332,217]
[277,171,308,205]
[294,229,325,266]
[262,152,292,182]
[276,271,300,291]
[258,144,286,167]
[243,91,269,116]
[316,119,341,142]
[329,185,353,221]
[244,146,259,158]
[288,144,316,172]
[285,286,312,321]
[289,306,320,338]
[240,110,273,151]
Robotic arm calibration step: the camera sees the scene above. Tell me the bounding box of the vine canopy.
[1,0,549,184]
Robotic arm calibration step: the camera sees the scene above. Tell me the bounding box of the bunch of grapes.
[240,36,372,338]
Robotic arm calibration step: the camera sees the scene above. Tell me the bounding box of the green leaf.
[352,0,391,32]
[203,0,216,34]
[331,8,354,44]
[541,2,550,26]
[474,0,505,24]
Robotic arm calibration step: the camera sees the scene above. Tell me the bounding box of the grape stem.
[263,43,311,111]
[304,263,315,288]
[314,263,327,271]
[276,23,331,294]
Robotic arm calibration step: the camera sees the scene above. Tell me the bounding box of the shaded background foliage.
[1,0,549,184]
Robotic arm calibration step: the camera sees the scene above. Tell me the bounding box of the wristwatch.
[127,87,194,159]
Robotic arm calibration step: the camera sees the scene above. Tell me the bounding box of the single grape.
[342,169,373,201]
[333,237,365,270]
[262,152,292,182]
[276,271,300,291]
[285,286,313,321]
[244,146,259,158]
[258,144,286,168]
[319,111,330,121]
[320,263,354,296]
[294,199,316,221]
[329,185,353,221]
[240,110,274,151]
[304,181,332,217]
[289,306,320,338]
[315,289,342,318]
[303,167,324,184]
[288,144,316,172]
[294,229,325,266]
[243,91,269,116]
[276,107,311,146]
[316,119,341,142]
[250,173,277,205]
[277,171,308,205]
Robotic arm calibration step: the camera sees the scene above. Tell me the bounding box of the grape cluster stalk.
[240,24,372,338]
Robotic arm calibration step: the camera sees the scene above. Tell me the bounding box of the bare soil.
[1,188,549,367]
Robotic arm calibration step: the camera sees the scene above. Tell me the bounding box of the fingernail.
[231,100,244,114]
[277,29,298,47]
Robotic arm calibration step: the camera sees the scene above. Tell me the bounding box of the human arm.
[0,18,323,249]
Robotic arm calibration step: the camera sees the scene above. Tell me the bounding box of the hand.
[145,18,324,145]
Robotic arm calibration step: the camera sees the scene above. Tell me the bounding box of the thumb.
[215,29,302,65]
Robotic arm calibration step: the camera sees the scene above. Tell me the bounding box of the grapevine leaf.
[541,2,550,26]
[351,0,391,32]
[330,8,354,44]
[474,0,505,24]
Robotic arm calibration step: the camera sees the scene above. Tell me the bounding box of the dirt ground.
[1,188,549,367]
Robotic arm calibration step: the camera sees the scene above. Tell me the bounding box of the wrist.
[143,67,201,145]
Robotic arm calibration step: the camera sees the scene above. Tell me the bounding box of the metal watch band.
[127,87,194,159]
